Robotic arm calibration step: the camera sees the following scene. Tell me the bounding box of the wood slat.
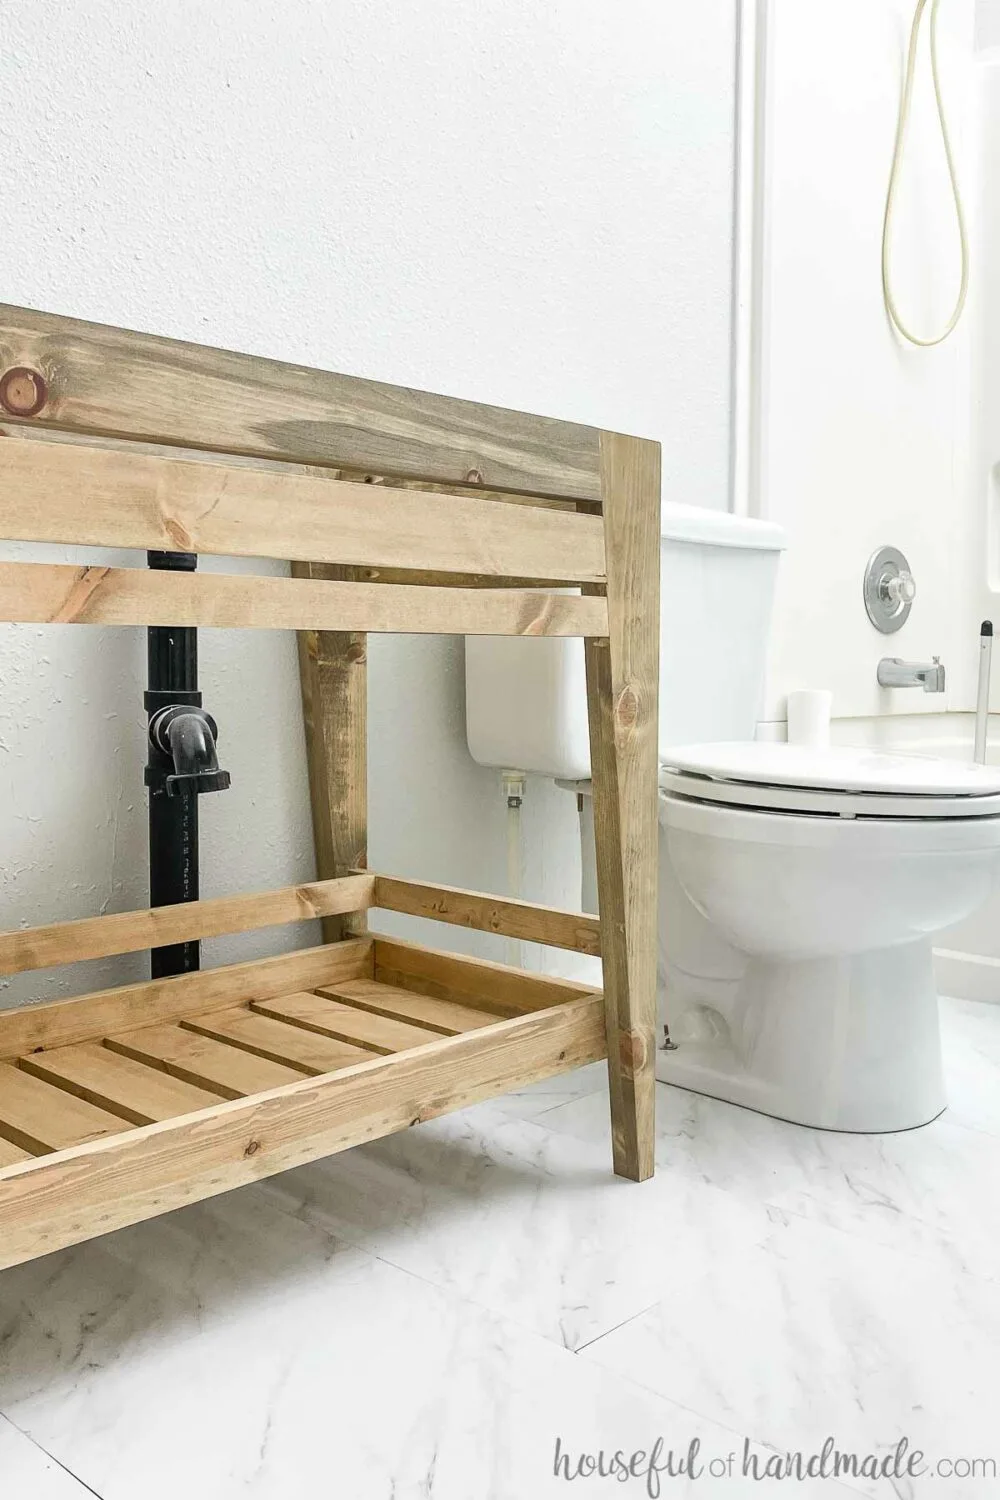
[270,991,444,1054]
[0,994,607,1270]
[0,1064,129,1153]
[0,875,374,977]
[0,1134,33,1169]
[372,875,601,955]
[0,302,602,500]
[0,939,372,1059]
[312,564,579,589]
[0,438,607,581]
[106,1025,308,1099]
[0,563,608,637]
[20,1042,224,1125]
[324,978,495,1036]
[181,1007,373,1075]
[373,936,600,1017]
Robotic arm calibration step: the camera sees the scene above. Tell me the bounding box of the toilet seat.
[660,742,1000,821]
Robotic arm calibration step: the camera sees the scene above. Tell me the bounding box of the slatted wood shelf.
[0,935,605,1271]
[259,991,441,1055]
[18,1042,224,1125]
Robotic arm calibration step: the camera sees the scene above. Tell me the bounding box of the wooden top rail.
[0,302,602,500]
[0,436,606,583]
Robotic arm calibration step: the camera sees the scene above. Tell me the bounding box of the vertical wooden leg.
[585,432,660,1182]
[294,562,368,942]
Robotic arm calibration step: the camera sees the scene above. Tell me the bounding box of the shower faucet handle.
[881,569,916,608]
[864,546,916,634]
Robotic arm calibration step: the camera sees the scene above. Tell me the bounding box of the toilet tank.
[465,504,785,779]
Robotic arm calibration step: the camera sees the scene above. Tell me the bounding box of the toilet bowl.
[657,742,1000,1131]
[465,501,1000,1134]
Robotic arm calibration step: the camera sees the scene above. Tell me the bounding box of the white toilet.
[465,506,1000,1133]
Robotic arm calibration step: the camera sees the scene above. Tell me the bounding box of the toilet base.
[656,937,946,1132]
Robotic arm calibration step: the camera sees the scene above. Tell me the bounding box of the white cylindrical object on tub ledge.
[786,690,833,749]
[974,622,993,766]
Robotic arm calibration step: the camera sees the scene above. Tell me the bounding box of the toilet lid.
[663,743,1000,795]
[660,743,1000,819]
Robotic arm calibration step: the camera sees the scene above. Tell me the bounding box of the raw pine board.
[254,992,439,1055]
[0,1135,31,1168]
[21,1042,224,1125]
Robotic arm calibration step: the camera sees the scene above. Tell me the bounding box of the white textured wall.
[758,0,978,724]
[0,1,738,1005]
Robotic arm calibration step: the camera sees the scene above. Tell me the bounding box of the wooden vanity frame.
[0,304,659,1271]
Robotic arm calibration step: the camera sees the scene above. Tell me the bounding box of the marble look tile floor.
[0,996,998,1498]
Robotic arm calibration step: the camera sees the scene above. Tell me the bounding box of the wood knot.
[243,1138,261,1158]
[464,468,484,485]
[346,640,367,666]
[164,517,194,550]
[614,684,640,734]
[619,1029,649,1077]
[0,366,48,417]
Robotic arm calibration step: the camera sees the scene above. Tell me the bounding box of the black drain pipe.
[145,551,231,978]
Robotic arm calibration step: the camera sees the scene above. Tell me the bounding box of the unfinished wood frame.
[293,562,369,946]
[0,303,660,1269]
[585,433,660,1180]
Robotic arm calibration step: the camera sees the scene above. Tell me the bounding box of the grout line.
[572,1300,661,1354]
[251,1165,671,1362]
[493,1088,606,1124]
[0,1413,106,1499]
[570,1329,871,1499]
